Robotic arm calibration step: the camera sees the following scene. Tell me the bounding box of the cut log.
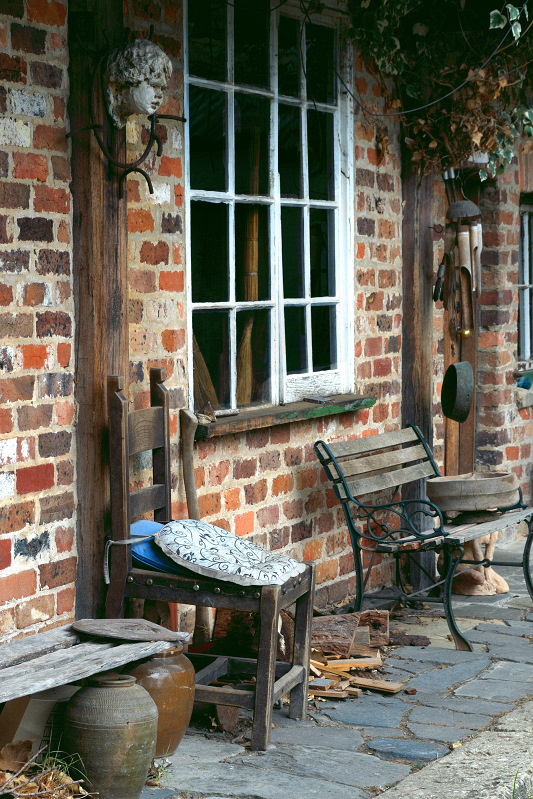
[356,610,389,647]
[311,614,359,657]
[350,645,380,658]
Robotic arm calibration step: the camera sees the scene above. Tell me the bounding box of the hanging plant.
[348,0,533,177]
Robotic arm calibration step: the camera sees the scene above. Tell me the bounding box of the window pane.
[285,306,307,374]
[308,109,334,201]
[306,23,335,104]
[278,16,299,97]
[188,0,226,82]
[191,202,228,302]
[235,204,269,302]
[311,305,336,372]
[189,86,227,192]
[193,311,230,409]
[234,0,270,88]
[235,94,270,196]
[236,309,271,406]
[281,207,304,299]
[310,208,335,297]
[279,104,301,198]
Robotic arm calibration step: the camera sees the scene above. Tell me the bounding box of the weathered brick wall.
[0,0,76,638]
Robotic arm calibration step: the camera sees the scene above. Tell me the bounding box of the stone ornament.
[104,38,172,128]
[155,519,307,586]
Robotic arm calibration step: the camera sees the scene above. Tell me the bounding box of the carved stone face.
[124,75,167,118]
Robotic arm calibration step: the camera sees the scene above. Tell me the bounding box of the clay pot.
[63,674,157,799]
[130,645,195,756]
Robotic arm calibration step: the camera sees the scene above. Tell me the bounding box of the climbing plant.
[348,0,533,177]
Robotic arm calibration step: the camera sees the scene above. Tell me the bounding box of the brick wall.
[0,0,76,638]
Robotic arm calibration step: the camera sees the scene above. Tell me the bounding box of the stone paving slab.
[367,737,449,763]
[230,747,411,790]
[493,699,533,732]
[414,694,514,715]
[361,726,405,738]
[476,621,532,636]
[408,704,491,729]
[404,658,491,692]
[486,644,533,662]
[321,697,407,728]
[377,730,533,799]
[270,725,364,750]
[383,657,436,673]
[391,646,488,664]
[505,619,533,632]
[479,660,533,682]
[465,628,532,646]
[407,722,475,743]
[455,677,533,702]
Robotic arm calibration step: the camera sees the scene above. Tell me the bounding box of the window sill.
[194,394,376,440]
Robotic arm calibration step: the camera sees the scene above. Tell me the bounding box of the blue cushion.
[130,520,192,575]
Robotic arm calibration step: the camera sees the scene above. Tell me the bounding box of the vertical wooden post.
[401,168,436,589]
[68,1,128,618]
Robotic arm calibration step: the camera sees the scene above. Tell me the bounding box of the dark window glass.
[189,86,227,191]
[281,207,304,299]
[284,307,307,374]
[278,16,299,97]
[306,23,335,104]
[235,204,269,302]
[191,202,228,302]
[235,94,270,196]
[193,311,230,409]
[236,309,271,406]
[307,109,334,200]
[279,104,301,198]
[234,0,270,88]
[310,208,335,297]
[311,305,336,372]
[188,0,226,82]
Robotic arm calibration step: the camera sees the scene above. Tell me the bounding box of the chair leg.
[442,542,473,652]
[251,585,280,751]
[288,565,315,720]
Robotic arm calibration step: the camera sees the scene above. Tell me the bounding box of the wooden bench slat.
[0,626,79,670]
[340,444,433,480]
[128,406,165,455]
[0,639,173,704]
[443,507,533,543]
[345,461,436,497]
[326,428,420,459]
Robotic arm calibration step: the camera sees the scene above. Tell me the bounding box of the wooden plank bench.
[0,621,187,706]
[315,424,533,651]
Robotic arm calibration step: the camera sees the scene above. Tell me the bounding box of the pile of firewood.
[308,610,406,699]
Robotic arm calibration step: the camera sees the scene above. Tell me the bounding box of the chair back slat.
[128,406,165,455]
[327,427,419,460]
[345,461,436,498]
[130,484,168,520]
[340,443,429,480]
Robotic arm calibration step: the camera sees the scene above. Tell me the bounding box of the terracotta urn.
[63,673,158,799]
[130,645,195,756]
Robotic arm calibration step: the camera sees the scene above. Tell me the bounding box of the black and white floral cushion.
[154,519,306,586]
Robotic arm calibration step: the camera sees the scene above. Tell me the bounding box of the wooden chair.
[315,424,533,651]
[105,368,315,750]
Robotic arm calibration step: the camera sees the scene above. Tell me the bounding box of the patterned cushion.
[154,519,306,586]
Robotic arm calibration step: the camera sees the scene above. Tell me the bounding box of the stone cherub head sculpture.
[104,38,173,129]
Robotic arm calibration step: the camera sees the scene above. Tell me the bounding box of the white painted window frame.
[184,1,354,409]
[519,203,533,366]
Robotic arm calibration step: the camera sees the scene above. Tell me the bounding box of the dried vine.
[348,0,533,176]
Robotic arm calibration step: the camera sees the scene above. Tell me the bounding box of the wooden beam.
[401,168,436,590]
[68,0,128,618]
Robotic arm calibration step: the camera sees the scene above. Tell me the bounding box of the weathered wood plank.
[346,461,436,497]
[272,665,305,703]
[0,640,173,703]
[0,626,79,670]
[130,484,167,519]
[339,444,431,480]
[326,428,419,460]
[128,406,165,455]
[194,684,255,709]
[443,508,533,543]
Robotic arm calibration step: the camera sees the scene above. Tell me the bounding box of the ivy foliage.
[348,0,533,176]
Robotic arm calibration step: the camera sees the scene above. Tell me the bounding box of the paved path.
[141,537,533,799]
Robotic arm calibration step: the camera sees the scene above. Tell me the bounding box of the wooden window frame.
[184,1,354,410]
[519,202,533,366]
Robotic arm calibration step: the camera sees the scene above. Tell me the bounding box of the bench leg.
[350,532,364,612]
[288,566,315,720]
[251,585,280,751]
[442,543,473,652]
[522,518,533,601]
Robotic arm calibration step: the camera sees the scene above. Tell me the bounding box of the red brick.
[34,185,70,213]
[36,310,71,337]
[296,468,318,490]
[209,460,230,486]
[291,520,312,542]
[57,342,70,367]
[15,594,54,628]
[39,556,77,589]
[162,328,185,352]
[140,241,169,265]
[158,156,182,178]
[224,488,241,511]
[0,375,34,402]
[0,182,30,209]
[17,463,54,494]
[0,538,11,570]
[18,344,50,369]
[233,458,257,480]
[272,473,293,496]
[33,125,68,152]
[282,499,303,520]
[244,479,267,505]
[0,408,13,433]
[13,152,48,181]
[257,504,279,527]
[235,511,254,536]
[56,586,75,615]
[316,559,338,583]
[128,209,154,233]
[0,283,13,305]
[198,491,221,517]
[22,283,46,306]
[259,450,281,471]
[159,270,184,292]
[302,539,323,561]
[27,0,67,27]
[0,608,15,636]
[0,569,36,603]
[0,53,26,83]
[284,446,303,466]
[175,185,184,207]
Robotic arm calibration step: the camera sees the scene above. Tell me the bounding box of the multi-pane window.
[185,0,352,410]
[519,200,533,365]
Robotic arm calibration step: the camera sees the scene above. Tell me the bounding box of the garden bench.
[0,620,186,707]
[315,424,533,651]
